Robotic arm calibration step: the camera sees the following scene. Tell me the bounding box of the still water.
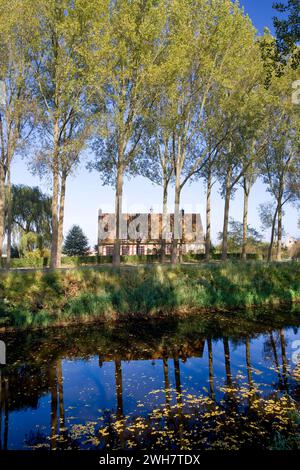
[0,308,300,451]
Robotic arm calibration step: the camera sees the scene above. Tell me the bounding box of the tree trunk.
[174,357,182,402]
[57,360,66,442]
[242,178,250,261]
[50,121,60,269]
[3,378,8,450]
[268,206,278,262]
[163,356,171,410]
[205,166,212,261]
[207,337,215,400]
[0,370,2,450]
[5,167,12,269]
[245,337,253,390]
[56,172,67,269]
[171,177,181,265]
[280,329,288,378]
[276,201,283,261]
[222,168,232,261]
[115,359,123,418]
[161,179,168,263]
[113,161,123,266]
[0,162,5,265]
[223,337,232,387]
[50,363,58,451]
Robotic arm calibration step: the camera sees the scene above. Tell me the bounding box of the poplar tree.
[260,67,300,261]
[136,98,174,262]
[165,0,263,263]
[30,0,108,268]
[0,0,36,267]
[91,0,169,265]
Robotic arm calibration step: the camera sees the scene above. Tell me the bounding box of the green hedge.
[183,253,261,261]
[61,254,162,265]
[10,257,48,268]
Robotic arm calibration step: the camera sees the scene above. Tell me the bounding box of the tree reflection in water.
[0,310,300,450]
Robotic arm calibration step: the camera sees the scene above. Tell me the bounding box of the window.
[105,246,114,256]
[122,245,129,255]
[137,245,145,255]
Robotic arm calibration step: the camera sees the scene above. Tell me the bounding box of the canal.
[0,307,300,450]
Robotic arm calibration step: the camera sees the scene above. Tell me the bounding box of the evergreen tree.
[63,225,90,256]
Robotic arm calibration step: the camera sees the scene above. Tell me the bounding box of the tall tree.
[260,67,300,261]
[137,103,174,262]
[200,90,227,261]
[240,132,267,260]
[30,0,104,268]
[241,160,257,260]
[164,0,262,264]
[91,0,169,265]
[0,0,36,266]
[216,85,266,261]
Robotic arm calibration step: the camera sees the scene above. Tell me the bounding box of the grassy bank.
[0,261,300,329]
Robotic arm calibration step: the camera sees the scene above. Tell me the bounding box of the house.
[98,210,205,256]
[282,235,298,250]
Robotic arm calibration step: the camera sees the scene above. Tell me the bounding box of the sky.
[11,0,300,247]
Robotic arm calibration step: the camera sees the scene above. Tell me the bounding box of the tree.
[63,225,90,257]
[218,219,263,253]
[29,0,104,269]
[273,0,300,69]
[259,66,300,261]
[258,201,278,258]
[0,0,36,267]
[216,84,267,261]
[136,102,174,262]
[241,167,256,260]
[6,185,52,254]
[91,0,169,266]
[160,0,262,264]
[240,138,264,260]
[203,151,216,261]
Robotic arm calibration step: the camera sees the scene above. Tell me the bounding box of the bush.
[2,251,266,270]
[11,257,45,268]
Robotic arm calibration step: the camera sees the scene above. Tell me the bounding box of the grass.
[0,261,300,328]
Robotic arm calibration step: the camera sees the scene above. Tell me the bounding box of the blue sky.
[241,0,276,33]
[11,0,300,247]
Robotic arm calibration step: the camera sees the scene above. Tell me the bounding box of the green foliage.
[218,219,263,251]
[273,0,300,69]
[0,0,299,268]
[8,253,265,269]
[10,184,52,244]
[63,225,90,256]
[0,262,300,328]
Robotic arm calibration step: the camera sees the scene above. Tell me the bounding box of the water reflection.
[0,310,299,450]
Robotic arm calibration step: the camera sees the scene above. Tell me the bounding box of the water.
[0,308,300,451]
